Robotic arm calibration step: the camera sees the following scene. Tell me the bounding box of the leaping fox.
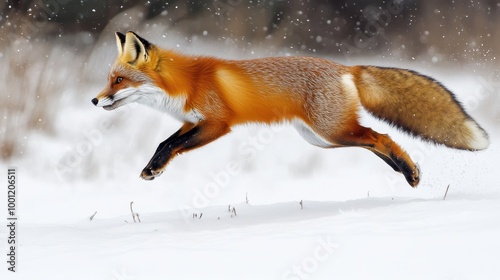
[92,31,489,186]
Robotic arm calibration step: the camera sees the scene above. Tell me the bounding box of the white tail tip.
[466,120,489,150]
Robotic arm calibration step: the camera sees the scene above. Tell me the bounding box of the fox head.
[93,31,201,120]
[92,32,157,110]
[93,31,203,122]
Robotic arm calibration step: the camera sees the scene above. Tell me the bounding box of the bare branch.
[130,201,137,223]
[443,184,450,200]
[89,211,97,221]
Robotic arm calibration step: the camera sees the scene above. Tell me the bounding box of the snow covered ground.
[1,46,499,279]
[3,198,500,280]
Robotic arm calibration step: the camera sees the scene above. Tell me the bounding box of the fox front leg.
[139,123,194,179]
[150,123,196,157]
[140,121,230,180]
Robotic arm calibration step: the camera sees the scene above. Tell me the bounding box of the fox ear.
[122,31,152,65]
[115,32,125,56]
[115,32,126,56]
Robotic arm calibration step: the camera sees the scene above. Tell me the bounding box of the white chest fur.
[135,84,204,123]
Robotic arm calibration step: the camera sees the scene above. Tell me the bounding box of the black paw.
[140,167,164,180]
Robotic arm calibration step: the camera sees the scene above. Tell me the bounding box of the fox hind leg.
[368,149,402,173]
[330,124,420,187]
[294,117,419,186]
[302,115,420,187]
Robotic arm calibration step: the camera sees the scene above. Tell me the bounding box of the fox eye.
[115,76,123,84]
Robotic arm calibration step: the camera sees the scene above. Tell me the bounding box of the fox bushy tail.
[354,66,489,150]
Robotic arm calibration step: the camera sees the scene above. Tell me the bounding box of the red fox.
[92,31,489,187]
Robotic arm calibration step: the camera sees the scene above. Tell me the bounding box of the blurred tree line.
[1,0,499,62]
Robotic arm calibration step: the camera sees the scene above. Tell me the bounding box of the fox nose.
[91,98,98,106]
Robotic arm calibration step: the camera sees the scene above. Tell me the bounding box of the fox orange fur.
[93,31,489,186]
